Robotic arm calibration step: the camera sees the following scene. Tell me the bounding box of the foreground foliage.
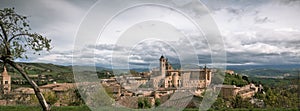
[0,106,90,111]
[1,7,52,110]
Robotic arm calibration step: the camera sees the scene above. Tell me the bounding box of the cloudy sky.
[1,0,299,69]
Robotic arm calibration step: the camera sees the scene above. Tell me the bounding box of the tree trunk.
[6,60,51,111]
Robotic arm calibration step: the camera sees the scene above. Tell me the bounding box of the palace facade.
[149,55,212,89]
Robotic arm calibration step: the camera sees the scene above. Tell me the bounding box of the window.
[5,81,8,84]
[207,73,210,80]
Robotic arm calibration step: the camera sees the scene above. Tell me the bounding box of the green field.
[0,106,91,111]
[0,106,298,111]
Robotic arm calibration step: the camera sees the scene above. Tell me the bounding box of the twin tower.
[159,55,173,77]
[155,55,212,89]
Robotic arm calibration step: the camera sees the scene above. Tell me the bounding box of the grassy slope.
[0,106,298,111]
[0,106,91,111]
[0,62,72,75]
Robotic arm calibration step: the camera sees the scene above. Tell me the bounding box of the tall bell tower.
[159,55,166,77]
[0,66,11,94]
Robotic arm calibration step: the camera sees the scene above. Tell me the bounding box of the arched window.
[207,73,210,80]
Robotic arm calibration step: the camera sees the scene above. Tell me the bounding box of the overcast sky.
[1,0,299,68]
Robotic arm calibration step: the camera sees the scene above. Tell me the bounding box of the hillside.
[0,63,74,85]
[227,64,300,77]
[0,63,114,86]
[0,63,72,75]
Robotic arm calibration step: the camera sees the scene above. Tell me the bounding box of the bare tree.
[0,8,51,111]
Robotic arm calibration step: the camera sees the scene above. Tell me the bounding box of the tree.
[0,8,51,110]
[231,95,243,108]
[212,97,226,109]
[43,91,58,105]
[138,98,145,109]
[155,98,161,107]
[242,76,249,83]
[138,97,151,109]
[143,98,151,108]
[130,70,139,76]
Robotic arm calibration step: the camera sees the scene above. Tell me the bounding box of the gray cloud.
[277,0,300,5]
[1,0,299,68]
[254,17,271,24]
[0,0,96,51]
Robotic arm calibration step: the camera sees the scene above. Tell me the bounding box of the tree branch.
[0,22,11,56]
[8,33,32,43]
[0,22,8,41]
[5,59,51,111]
[0,33,3,40]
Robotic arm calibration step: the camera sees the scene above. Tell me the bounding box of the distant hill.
[227,64,300,71]
[1,62,298,81]
[227,64,300,77]
[0,62,72,75]
[0,63,116,84]
[0,63,110,75]
[129,64,300,77]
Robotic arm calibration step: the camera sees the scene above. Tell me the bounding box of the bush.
[138,97,151,109]
[155,98,161,107]
[43,91,58,105]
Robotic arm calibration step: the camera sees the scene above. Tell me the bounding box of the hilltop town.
[97,56,264,108]
[0,56,267,109]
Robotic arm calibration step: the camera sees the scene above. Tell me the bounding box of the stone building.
[215,83,259,99]
[225,70,235,75]
[0,66,11,94]
[150,55,212,89]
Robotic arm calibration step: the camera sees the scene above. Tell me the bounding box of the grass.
[1,106,298,111]
[184,108,299,111]
[0,106,91,111]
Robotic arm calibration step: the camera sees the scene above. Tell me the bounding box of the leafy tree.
[211,97,226,110]
[69,89,84,106]
[130,70,139,76]
[242,76,249,83]
[138,97,151,109]
[0,8,51,110]
[229,95,252,108]
[43,91,58,105]
[138,98,145,108]
[223,74,248,87]
[143,98,151,108]
[155,98,161,107]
